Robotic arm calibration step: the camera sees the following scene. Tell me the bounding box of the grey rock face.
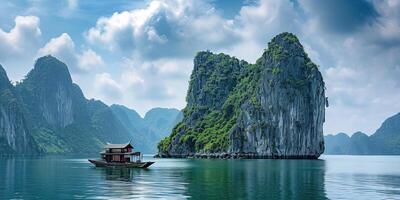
[41,82,74,127]
[1,56,150,155]
[31,56,74,127]
[159,33,327,159]
[0,105,33,153]
[230,34,325,158]
[0,65,38,154]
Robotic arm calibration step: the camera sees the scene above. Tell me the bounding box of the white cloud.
[222,0,303,62]
[78,49,104,71]
[88,57,192,115]
[85,1,164,51]
[2,0,397,135]
[370,0,400,44]
[146,27,167,44]
[84,0,299,62]
[81,0,400,135]
[94,73,123,101]
[0,16,41,60]
[82,0,305,115]
[38,33,103,73]
[85,0,238,59]
[67,0,78,10]
[38,33,75,60]
[121,57,192,102]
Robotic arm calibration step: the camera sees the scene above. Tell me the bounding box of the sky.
[0,0,399,135]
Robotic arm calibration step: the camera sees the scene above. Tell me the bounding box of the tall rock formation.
[158,33,327,158]
[17,56,75,128]
[12,56,131,154]
[0,65,38,154]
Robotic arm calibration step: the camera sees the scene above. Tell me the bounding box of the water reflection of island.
[182,159,328,199]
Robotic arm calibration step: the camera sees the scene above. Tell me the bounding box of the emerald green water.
[1,155,400,199]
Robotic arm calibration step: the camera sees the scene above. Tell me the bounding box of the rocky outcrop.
[0,65,38,154]
[18,56,74,128]
[158,33,327,159]
[230,33,326,158]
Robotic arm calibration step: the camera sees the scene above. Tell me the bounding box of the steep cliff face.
[12,56,131,154]
[159,52,248,156]
[2,55,179,155]
[0,65,38,154]
[230,33,325,158]
[17,56,74,128]
[158,33,326,158]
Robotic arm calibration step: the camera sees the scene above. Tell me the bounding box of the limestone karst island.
[158,33,326,159]
[1,1,400,199]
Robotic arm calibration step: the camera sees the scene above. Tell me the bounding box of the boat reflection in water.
[92,158,189,199]
[99,167,138,182]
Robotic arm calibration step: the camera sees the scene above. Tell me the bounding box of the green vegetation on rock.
[158,32,326,158]
[159,50,264,154]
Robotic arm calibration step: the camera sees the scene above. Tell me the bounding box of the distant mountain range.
[110,105,182,153]
[0,55,181,155]
[324,112,400,155]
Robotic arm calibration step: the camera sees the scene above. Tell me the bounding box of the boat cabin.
[100,142,142,163]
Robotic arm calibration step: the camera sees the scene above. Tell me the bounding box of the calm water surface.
[1,155,399,199]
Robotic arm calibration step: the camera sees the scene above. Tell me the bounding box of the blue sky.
[0,0,399,135]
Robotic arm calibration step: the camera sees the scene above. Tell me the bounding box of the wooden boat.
[88,142,155,168]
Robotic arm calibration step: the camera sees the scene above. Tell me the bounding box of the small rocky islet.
[158,32,327,159]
